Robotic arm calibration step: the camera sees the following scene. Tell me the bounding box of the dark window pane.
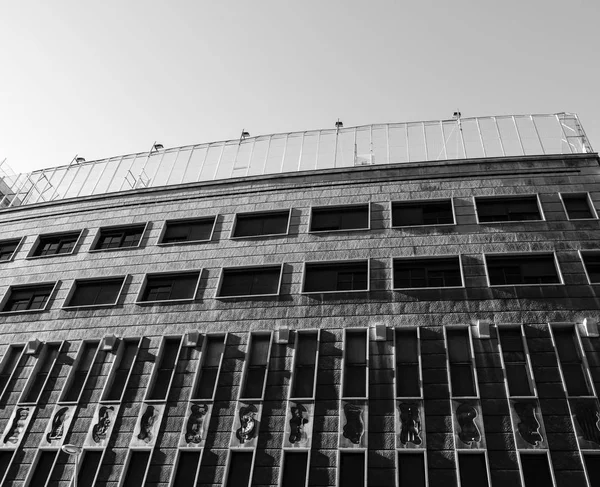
[24,344,59,402]
[554,328,591,396]
[521,454,553,487]
[450,364,476,396]
[0,346,24,393]
[392,200,454,227]
[281,452,308,487]
[292,332,318,398]
[304,261,368,292]
[0,239,20,261]
[123,451,150,487]
[4,284,54,312]
[69,279,123,306]
[582,254,600,283]
[396,329,420,397]
[226,451,253,487]
[148,339,180,400]
[30,451,57,486]
[33,232,79,257]
[394,257,461,288]
[398,453,426,487]
[173,451,201,487]
[95,225,145,250]
[339,451,365,487]
[563,364,590,396]
[344,366,367,397]
[292,366,316,398]
[345,331,367,396]
[63,342,98,402]
[233,211,289,237]
[310,205,369,231]
[447,329,475,397]
[563,194,594,219]
[397,364,420,397]
[162,217,215,243]
[219,267,281,297]
[447,329,471,363]
[193,336,224,400]
[486,255,559,285]
[105,341,137,400]
[458,453,489,487]
[242,367,266,399]
[78,450,102,487]
[0,451,13,480]
[476,196,541,222]
[141,273,199,302]
[195,368,218,399]
[505,364,533,396]
[584,454,600,487]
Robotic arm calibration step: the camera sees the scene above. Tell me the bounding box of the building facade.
[0,114,599,487]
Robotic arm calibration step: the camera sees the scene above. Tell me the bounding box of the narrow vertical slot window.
[281,451,308,487]
[241,334,271,400]
[339,451,365,486]
[397,453,426,487]
[343,330,367,398]
[553,326,591,396]
[147,337,181,400]
[520,453,553,487]
[173,451,201,487]
[104,340,139,401]
[23,343,60,403]
[0,346,24,394]
[447,329,476,397]
[584,454,600,486]
[62,341,98,402]
[122,451,150,487]
[458,453,489,487]
[193,336,225,400]
[77,450,103,487]
[291,332,318,399]
[395,329,420,398]
[498,327,534,396]
[0,451,14,482]
[226,451,253,487]
[29,450,58,486]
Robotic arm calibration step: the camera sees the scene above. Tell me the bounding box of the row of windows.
[2,251,599,312]
[0,193,597,264]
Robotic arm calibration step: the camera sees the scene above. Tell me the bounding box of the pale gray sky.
[1,0,599,173]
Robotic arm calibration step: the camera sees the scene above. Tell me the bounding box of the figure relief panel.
[0,406,34,449]
[42,405,76,447]
[396,400,425,449]
[283,401,313,448]
[452,400,486,449]
[130,403,165,448]
[570,399,600,450]
[180,402,212,448]
[510,399,548,449]
[85,404,119,448]
[230,402,262,449]
[339,400,368,449]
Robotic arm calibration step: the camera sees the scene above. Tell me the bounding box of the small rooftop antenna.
[150,142,164,152]
[335,119,343,129]
[70,155,85,165]
[333,119,343,167]
[453,110,467,158]
[240,129,250,140]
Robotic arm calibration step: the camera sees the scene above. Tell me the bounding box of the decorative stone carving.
[47,407,69,443]
[185,404,209,444]
[283,401,314,448]
[130,403,165,448]
[571,399,600,449]
[85,404,118,448]
[230,402,262,448]
[399,402,422,446]
[339,400,368,448]
[2,407,30,446]
[138,405,157,443]
[511,400,546,449]
[456,403,481,445]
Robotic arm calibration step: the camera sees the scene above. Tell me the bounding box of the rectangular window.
[393,256,462,289]
[138,271,200,303]
[0,345,24,395]
[584,454,600,487]
[240,334,271,399]
[0,451,14,482]
[281,451,309,487]
[122,451,150,487]
[104,339,139,401]
[62,341,99,402]
[562,193,596,220]
[218,265,282,298]
[226,451,253,487]
[77,450,103,487]
[396,329,421,397]
[193,335,225,400]
[65,277,125,307]
[447,329,476,397]
[147,337,181,400]
[339,451,365,486]
[553,327,591,396]
[310,204,369,232]
[160,217,216,244]
[173,451,202,487]
[498,328,534,396]
[458,453,489,487]
[232,210,290,238]
[2,283,56,312]
[486,254,561,285]
[343,330,367,398]
[93,224,146,250]
[581,252,600,284]
[303,261,369,293]
[291,331,319,398]
[475,196,542,222]
[0,238,21,262]
[520,453,553,487]
[392,199,454,227]
[22,343,60,403]
[29,450,58,487]
[30,231,81,257]
[397,453,426,487]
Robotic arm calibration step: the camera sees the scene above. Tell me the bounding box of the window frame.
[18,341,64,405]
[456,450,492,487]
[518,451,557,487]
[396,450,428,487]
[157,215,217,246]
[579,250,600,285]
[394,327,423,399]
[0,344,26,401]
[559,192,598,221]
[0,281,59,314]
[444,325,480,399]
[0,450,16,487]
[216,264,284,299]
[288,329,320,401]
[390,198,456,228]
[58,340,101,404]
[74,449,105,487]
[24,449,59,487]
[497,325,538,398]
[484,252,564,287]
[118,449,152,487]
[308,202,371,234]
[337,450,367,487]
[392,255,464,290]
[135,270,202,304]
[474,194,545,224]
[89,222,149,252]
[301,259,370,294]
[190,333,227,402]
[238,331,273,401]
[168,449,203,487]
[0,236,25,264]
[278,450,311,487]
[341,328,369,400]
[230,208,292,239]
[26,229,84,259]
[223,449,256,487]
[62,275,127,309]
[144,335,184,402]
[100,337,142,403]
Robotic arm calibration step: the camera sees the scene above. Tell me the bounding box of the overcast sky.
[1,0,598,173]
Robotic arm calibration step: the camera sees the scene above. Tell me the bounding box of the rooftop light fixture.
[152,143,164,151]
[335,119,343,129]
[453,111,462,119]
[75,157,86,163]
[241,129,250,140]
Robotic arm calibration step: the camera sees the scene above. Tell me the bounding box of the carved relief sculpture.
[185,404,209,444]
[47,407,70,443]
[399,402,422,446]
[574,401,600,446]
[456,403,481,445]
[514,402,543,446]
[137,405,157,443]
[236,404,259,444]
[92,406,115,444]
[343,403,365,445]
[4,408,30,444]
[289,403,309,444]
